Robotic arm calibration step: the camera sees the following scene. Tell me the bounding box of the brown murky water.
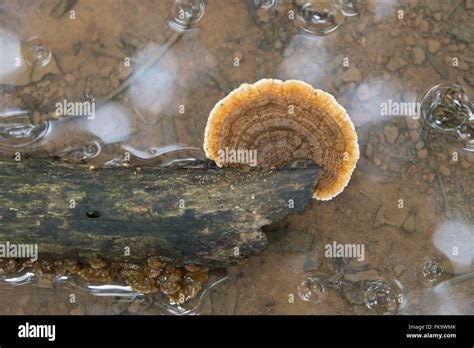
[0,0,473,315]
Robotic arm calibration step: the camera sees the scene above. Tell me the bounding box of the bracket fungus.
[204,79,359,200]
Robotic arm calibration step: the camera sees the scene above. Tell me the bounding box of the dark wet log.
[0,159,320,266]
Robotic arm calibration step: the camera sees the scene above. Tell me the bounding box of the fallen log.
[0,158,320,266]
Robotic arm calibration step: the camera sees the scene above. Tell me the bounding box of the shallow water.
[0,0,473,314]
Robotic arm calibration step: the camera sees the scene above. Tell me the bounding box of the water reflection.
[0,29,21,81]
[432,220,473,274]
[86,103,133,144]
[128,44,178,116]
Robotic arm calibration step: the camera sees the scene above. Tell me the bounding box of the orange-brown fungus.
[204,79,359,200]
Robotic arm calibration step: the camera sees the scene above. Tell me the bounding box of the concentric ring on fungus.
[203,79,359,200]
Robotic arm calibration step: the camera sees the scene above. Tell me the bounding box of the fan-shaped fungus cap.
[203,79,359,200]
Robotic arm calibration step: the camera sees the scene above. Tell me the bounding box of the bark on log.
[0,158,320,266]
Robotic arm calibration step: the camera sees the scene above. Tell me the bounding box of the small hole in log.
[86,211,101,218]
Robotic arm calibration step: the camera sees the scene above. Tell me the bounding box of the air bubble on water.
[420,257,444,284]
[297,276,326,303]
[364,280,400,314]
[22,37,52,68]
[0,110,51,150]
[420,84,471,132]
[83,141,102,158]
[55,140,102,162]
[296,1,343,36]
[121,144,200,160]
[334,0,366,16]
[170,0,205,31]
[161,157,204,167]
[456,118,474,152]
[253,0,278,10]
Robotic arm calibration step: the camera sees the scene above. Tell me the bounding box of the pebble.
[402,212,416,233]
[409,130,420,142]
[417,148,428,159]
[418,19,429,33]
[433,12,442,21]
[428,39,441,54]
[389,162,400,172]
[461,160,471,169]
[406,116,420,129]
[341,67,362,83]
[356,84,371,100]
[64,73,76,86]
[19,295,29,306]
[467,153,474,164]
[33,111,41,125]
[233,51,244,61]
[356,22,366,33]
[70,306,85,315]
[256,8,270,23]
[404,35,416,46]
[365,143,374,158]
[387,56,408,71]
[342,286,366,305]
[100,65,114,77]
[394,264,405,277]
[427,2,441,11]
[390,28,401,37]
[127,300,142,314]
[439,165,451,176]
[383,125,399,144]
[458,61,469,71]
[412,47,425,65]
[273,40,283,50]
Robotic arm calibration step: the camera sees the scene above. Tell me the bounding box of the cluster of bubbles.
[288,0,366,36]
[168,0,367,35]
[297,274,403,314]
[56,141,102,162]
[420,84,474,152]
